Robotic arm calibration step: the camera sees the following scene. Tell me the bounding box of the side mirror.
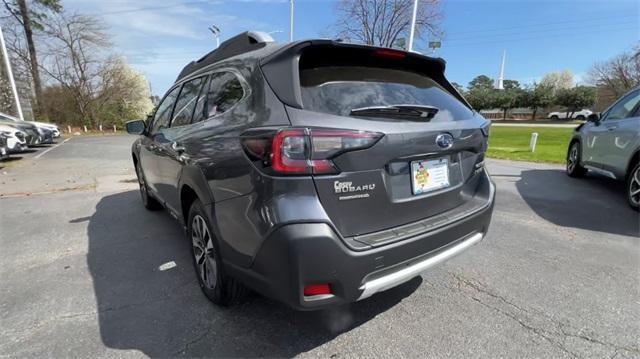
[125,119,146,135]
[587,113,600,123]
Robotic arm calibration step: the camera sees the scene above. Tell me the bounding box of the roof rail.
[175,31,275,81]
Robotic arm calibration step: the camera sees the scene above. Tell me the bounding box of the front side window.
[193,72,245,123]
[604,89,640,121]
[150,86,180,134]
[171,76,207,127]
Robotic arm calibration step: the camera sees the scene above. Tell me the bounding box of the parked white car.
[548,109,593,120]
[0,124,28,152]
[29,120,60,138]
[0,112,60,138]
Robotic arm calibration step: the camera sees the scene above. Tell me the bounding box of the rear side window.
[300,66,473,122]
[150,86,180,134]
[193,72,245,122]
[171,76,207,127]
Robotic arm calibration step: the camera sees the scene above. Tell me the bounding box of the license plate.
[411,158,450,195]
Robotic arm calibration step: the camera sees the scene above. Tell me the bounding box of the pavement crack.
[172,325,214,356]
[449,272,639,358]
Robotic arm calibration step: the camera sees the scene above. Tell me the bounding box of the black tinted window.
[150,86,180,134]
[300,67,473,122]
[193,72,244,122]
[171,76,207,127]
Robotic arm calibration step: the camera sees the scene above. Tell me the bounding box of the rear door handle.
[607,126,618,131]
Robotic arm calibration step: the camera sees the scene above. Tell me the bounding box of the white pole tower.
[289,0,294,42]
[495,50,506,90]
[0,25,24,121]
[407,0,419,52]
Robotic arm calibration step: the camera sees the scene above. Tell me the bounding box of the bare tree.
[588,46,640,98]
[2,0,62,115]
[38,12,110,126]
[334,0,441,48]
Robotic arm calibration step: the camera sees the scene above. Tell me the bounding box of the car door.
[141,86,180,200]
[582,90,639,168]
[154,75,208,213]
[596,89,640,176]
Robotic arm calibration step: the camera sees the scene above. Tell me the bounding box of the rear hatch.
[262,42,489,241]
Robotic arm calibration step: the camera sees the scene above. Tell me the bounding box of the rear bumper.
[226,175,495,310]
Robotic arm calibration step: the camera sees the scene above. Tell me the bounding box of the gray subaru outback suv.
[126,31,495,310]
[566,87,640,211]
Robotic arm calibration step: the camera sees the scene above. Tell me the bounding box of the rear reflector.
[303,284,331,296]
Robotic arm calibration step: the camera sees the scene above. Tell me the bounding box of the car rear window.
[299,66,473,122]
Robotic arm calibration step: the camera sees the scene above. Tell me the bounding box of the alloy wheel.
[191,215,217,290]
[630,166,640,207]
[567,145,578,173]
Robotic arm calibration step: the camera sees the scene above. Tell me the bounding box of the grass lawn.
[486,126,575,164]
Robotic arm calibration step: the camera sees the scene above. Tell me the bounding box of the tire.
[187,199,248,305]
[627,162,640,211]
[135,163,162,210]
[576,115,585,121]
[550,115,559,120]
[566,141,588,178]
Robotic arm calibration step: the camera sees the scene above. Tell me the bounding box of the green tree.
[451,82,465,94]
[519,84,554,120]
[468,75,493,91]
[465,75,495,110]
[554,86,597,118]
[2,0,62,116]
[492,88,519,120]
[503,79,520,90]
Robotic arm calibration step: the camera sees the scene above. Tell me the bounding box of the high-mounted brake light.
[241,128,383,175]
[372,49,406,59]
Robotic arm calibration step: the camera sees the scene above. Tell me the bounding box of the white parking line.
[34,137,72,159]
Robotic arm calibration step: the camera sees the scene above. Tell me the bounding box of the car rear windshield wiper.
[349,105,439,121]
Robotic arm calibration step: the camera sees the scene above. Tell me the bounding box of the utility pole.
[289,0,294,42]
[208,25,221,48]
[407,0,418,52]
[0,25,24,121]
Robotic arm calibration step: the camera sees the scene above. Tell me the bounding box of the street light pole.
[407,0,418,52]
[208,25,221,49]
[289,0,294,42]
[0,25,24,121]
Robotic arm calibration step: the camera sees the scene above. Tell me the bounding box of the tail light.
[242,128,382,175]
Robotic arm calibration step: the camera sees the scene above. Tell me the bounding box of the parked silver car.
[566,87,640,210]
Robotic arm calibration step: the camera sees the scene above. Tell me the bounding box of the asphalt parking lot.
[1,135,638,358]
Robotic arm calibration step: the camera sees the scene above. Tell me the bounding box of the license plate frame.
[411,157,450,195]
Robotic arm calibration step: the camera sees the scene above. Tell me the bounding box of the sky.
[63,0,639,95]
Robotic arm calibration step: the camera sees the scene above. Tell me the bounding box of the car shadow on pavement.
[87,190,421,357]
[516,169,639,237]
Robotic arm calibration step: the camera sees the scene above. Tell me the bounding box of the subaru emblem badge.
[436,133,454,149]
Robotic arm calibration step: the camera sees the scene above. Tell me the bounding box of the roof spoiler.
[260,40,471,109]
[175,31,275,82]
